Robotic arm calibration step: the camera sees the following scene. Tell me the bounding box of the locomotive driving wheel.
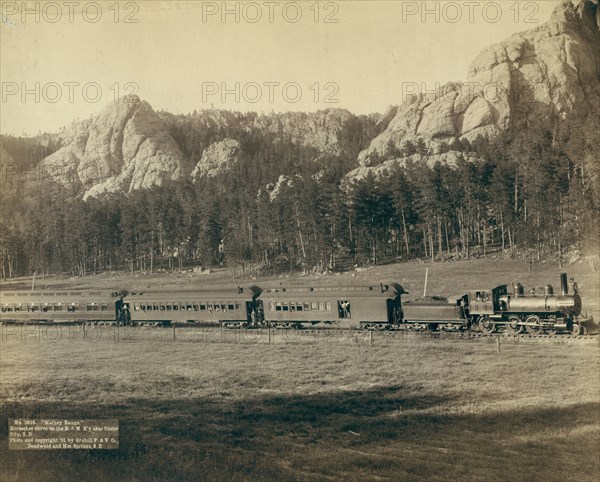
[525,315,541,334]
[478,316,495,334]
[507,315,524,334]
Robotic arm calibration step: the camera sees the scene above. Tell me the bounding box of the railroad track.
[276,327,599,339]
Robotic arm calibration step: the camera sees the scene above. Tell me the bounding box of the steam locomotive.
[0,273,594,335]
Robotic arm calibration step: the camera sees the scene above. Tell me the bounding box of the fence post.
[370,331,373,346]
[173,324,176,341]
[496,336,500,353]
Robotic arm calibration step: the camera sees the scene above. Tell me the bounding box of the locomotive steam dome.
[544,284,554,295]
[513,283,524,296]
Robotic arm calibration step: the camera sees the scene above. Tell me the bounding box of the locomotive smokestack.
[560,273,568,295]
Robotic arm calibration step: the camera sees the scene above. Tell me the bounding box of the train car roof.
[125,286,261,299]
[0,291,115,298]
[259,285,400,299]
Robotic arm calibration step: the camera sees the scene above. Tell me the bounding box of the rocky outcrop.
[267,174,304,202]
[40,96,184,199]
[29,1,599,197]
[358,0,600,166]
[191,138,243,180]
[344,151,483,188]
[256,108,360,155]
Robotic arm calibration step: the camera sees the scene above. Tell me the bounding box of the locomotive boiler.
[474,273,587,334]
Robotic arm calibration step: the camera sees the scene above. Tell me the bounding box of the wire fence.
[2,323,597,347]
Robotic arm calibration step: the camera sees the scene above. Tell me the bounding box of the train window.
[159,302,165,311]
[141,303,147,311]
[42,304,50,312]
[282,302,289,312]
[311,301,318,311]
[325,301,332,311]
[134,303,139,311]
[186,303,193,311]
[296,302,303,311]
[166,303,172,311]
[1,304,11,312]
[318,301,324,311]
[303,302,310,311]
[200,303,206,311]
[101,303,108,311]
[221,303,228,311]
[235,302,241,310]
[289,302,296,311]
[28,303,39,312]
[193,303,199,311]
[54,304,63,312]
[207,303,214,311]
[68,303,77,312]
[15,304,23,312]
[172,303,178,311]
[151,303,158,311]
[475,291,490,302]
[275,302,282,311]
[228,303,235,311]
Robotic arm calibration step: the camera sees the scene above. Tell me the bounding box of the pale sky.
[1,1,565,136]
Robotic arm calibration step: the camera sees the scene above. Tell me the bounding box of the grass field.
[1,258,599,481]
[0,329,599,481]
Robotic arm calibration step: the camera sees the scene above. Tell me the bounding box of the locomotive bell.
[544,284,554,295]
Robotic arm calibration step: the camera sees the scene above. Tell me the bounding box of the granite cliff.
[40,97,185,200]
[12,1,599,197]
[355,0,599,173]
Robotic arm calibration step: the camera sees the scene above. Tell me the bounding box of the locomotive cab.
[467,285,507,316]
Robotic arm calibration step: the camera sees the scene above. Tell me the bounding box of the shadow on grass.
[1,386,598,481]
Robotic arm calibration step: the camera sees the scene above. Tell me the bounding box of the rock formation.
[191,138,243,180]
[40,96,184,199]
[344,151,484,188]
[26,1,599,196]
[357,0,600,168]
